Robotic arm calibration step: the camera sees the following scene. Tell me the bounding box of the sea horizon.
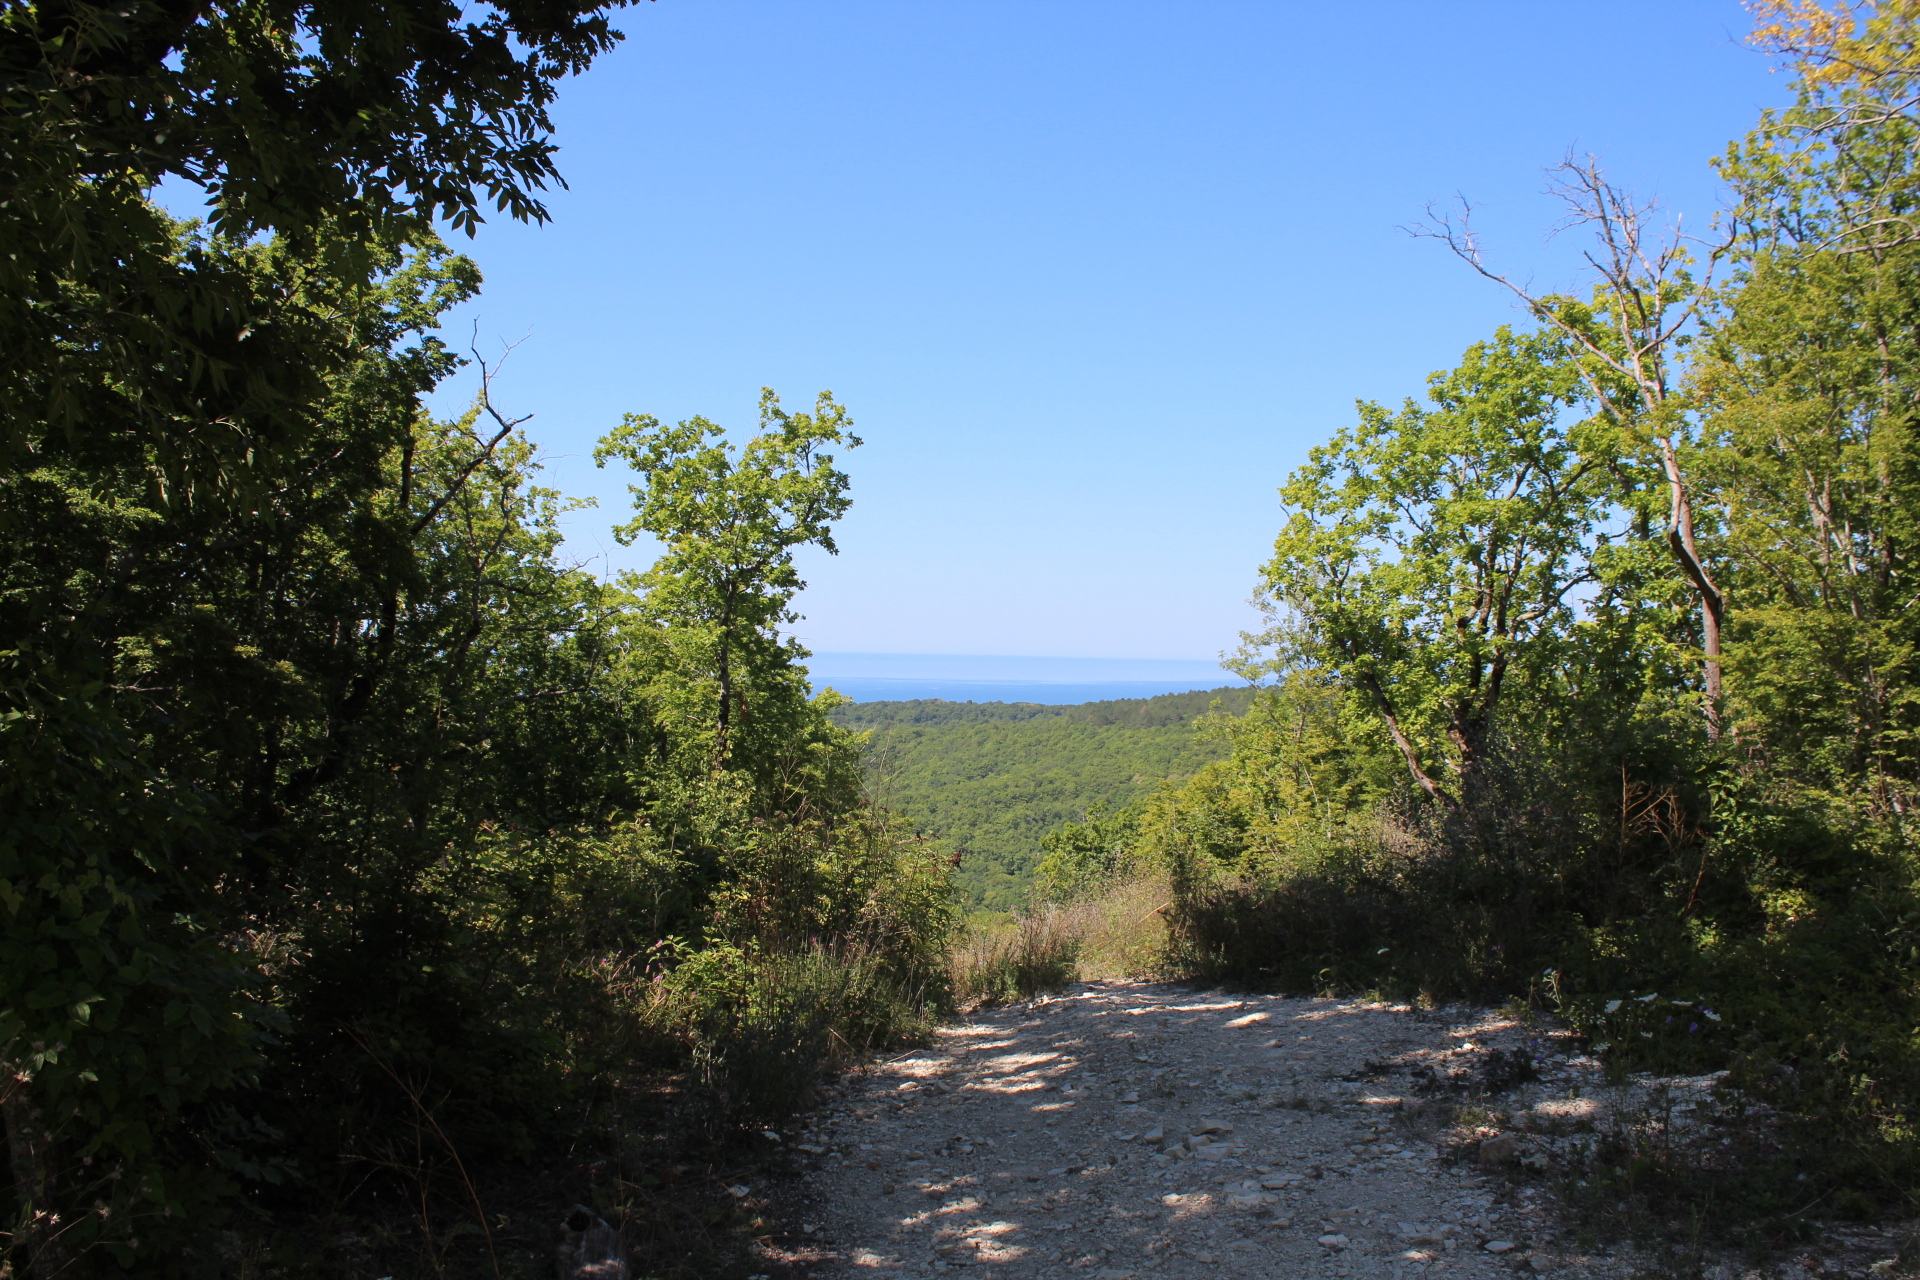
[801,651,1237,705]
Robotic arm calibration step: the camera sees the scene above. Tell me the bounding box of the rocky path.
[770,980,1622,1280]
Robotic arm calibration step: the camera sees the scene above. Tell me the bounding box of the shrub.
[664,944,935,1125]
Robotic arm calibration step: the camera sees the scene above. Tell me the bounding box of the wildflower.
[1702,1008,1721,1022]
[1688,1023,1699,1034]
[1604,999,1622,1013]
[1636,992,1659,1003]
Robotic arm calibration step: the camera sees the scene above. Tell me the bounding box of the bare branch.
[1410,154,1730,737]
[408,327,535,537]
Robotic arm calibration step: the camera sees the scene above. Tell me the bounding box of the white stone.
[1485,1240,1516,1253]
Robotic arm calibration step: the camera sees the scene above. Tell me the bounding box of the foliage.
[1264,325,1650,805]
[1035,801,1147,902]
[0,207,948,1273]
[0,0,957,1271]
[1025,8,1920,1238]
[833,688,1255,910]
[596,390,859,771]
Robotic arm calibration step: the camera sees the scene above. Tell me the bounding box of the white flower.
[1635,992,1659,1003]
[1603,1000,1622,1014]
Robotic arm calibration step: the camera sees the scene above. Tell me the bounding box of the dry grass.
[948,876,1171,1006]
[1068,874,1171,979]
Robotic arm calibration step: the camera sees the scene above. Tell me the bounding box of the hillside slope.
[832,686,1254,910]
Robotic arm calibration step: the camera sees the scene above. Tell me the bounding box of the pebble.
[788,981,1609,1280]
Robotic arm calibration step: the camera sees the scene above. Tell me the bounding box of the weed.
[949,909,1082,1006]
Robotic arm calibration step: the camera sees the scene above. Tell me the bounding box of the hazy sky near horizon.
[423,0,1788,662]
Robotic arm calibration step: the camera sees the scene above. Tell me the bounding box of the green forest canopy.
[832,687,1256,910]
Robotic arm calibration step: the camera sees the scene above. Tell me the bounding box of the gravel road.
[776,979,1622,1280]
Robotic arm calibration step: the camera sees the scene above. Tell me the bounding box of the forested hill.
[831,683,1256,729]
[830,686,1255,910]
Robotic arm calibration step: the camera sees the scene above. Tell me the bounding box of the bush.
[663,944,936,1124]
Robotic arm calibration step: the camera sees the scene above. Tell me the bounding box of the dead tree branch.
[1406,155,1731,737]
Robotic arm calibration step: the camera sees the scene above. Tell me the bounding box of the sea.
[802,652,1233,705]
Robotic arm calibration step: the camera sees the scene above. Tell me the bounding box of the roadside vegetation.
[0,3,949,1273]
[1022,2,1920,1256]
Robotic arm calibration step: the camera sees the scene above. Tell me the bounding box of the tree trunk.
[1659,438,1725,739]
[1358,671,1458,809]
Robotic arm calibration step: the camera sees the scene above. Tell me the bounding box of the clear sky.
[423,0,1788,663]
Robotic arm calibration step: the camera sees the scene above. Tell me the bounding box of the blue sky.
[422,0,1788,667]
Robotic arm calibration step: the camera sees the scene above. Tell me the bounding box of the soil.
[760,980,1622,1280]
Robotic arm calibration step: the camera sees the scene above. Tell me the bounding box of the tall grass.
[1066,875,1172,979]
[949,910,1081,1006]
[949,875,1173,1004]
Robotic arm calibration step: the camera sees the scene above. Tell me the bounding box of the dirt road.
[773,980,1621,1280]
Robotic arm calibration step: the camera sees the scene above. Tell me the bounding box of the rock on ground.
[769,980,1622,1280]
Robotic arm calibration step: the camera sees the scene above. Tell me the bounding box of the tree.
[1,0,634,495]
[596,390,859,770]
[1692,2,1920,814]
[1416,158,1732,737]
[1263,327,1622,807]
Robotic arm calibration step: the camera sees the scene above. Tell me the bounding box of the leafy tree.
[3,0,635,1262]
[0,221,491,1270]
[1,0,632,510]
[1700,1,1920,816]
[1263,326,1631,806]
[1419,158,1731,737]
[596,390,858,772]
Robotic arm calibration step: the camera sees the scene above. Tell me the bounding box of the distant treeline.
[832,687,1256,909]
[833,684,1257,728]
